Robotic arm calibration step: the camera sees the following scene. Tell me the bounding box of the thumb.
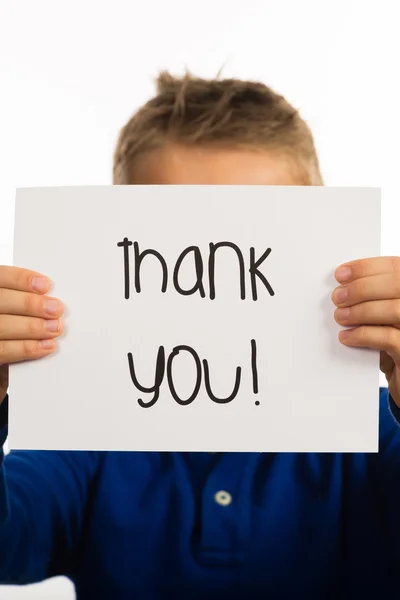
[380,351,395,382]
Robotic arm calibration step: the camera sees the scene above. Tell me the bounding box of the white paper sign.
[9,186,381,452]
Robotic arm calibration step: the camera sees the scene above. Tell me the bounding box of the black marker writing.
[117,237,274,301]
[249,247,274,300]
[208,241,246,300]
[117,236,269,410]
[128,346,165,408]
[166,345,202,405]
[173,246,206,298]
[134,241,168,294]
[128,340,260,407]
[117,237,133,299]
[203,359,241,404]
[251,338,259,397]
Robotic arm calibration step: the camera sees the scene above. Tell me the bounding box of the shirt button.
[214,490,232,506]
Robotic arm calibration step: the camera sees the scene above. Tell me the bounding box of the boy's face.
[129,143,304,186]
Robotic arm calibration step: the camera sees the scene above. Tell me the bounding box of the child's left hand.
[332,257,400,408]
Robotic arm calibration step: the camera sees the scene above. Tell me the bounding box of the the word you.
[128,339,260,408]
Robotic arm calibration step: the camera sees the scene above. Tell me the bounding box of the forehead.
[129,144,303,186]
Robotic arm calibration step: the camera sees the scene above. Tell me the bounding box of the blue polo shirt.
[1,387,400,599]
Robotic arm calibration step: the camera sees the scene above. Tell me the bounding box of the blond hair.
[113,71,323,185]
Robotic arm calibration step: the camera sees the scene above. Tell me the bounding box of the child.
[1,72,400,600]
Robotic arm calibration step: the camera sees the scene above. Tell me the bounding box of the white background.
[0,0,398,597]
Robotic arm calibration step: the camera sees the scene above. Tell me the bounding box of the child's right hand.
[0,266,64,404]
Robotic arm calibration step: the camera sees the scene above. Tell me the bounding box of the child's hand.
[0,266,64,403]
[333,257,400,407]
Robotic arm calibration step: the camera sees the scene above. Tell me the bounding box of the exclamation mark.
[251,339,259,405]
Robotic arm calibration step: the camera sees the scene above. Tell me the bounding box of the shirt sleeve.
[368,388,400,569]
[0,396,102,585]
[376,387,400,462]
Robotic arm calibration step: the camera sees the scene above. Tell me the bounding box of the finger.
[0,339,56,364]
[0,315,63,340]
[338,325,400,362]
[334,299,400,327]
[0,265,51,294]
[0,288,64,318]
[332,273,400,308]
[335,257,400,284]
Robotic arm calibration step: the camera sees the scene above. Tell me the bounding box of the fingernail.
[31,276,51,292]
[334,286,348,303]
[39,339,55,349]
[336,308,350,321]
[335,267,352,282]
[339,329,351,340]
[44,299,59,315]
[45,319,60,332]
